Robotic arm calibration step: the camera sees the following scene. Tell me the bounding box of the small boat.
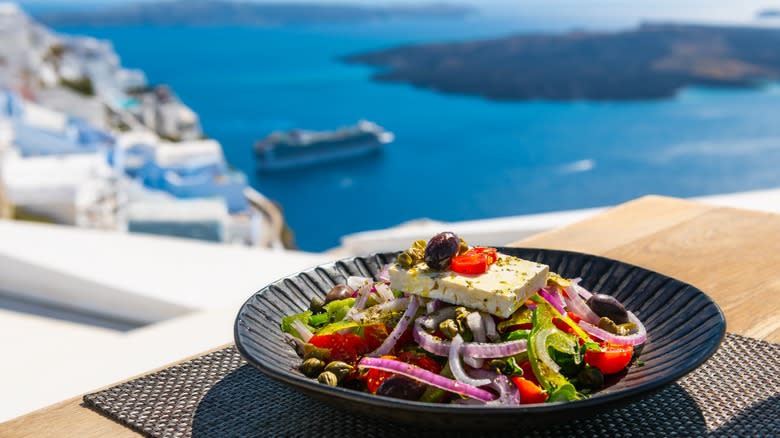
[254,120,394,171]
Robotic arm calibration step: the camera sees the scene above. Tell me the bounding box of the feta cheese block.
[388,255,549,318]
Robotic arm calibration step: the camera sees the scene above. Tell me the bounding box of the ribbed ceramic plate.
[234,248,726,429]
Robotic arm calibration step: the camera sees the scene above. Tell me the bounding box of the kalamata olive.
[424,231,460,270]
[578,366,604,389]
[376,375,427,401]
[586,294,629,325]
[325,284,353,303]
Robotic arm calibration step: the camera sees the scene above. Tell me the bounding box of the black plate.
[234,248,726,429]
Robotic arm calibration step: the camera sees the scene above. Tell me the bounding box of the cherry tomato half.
[362,324,389,351]
[584,345,633,375]
[309,333,369,364]
[450,247,498,275]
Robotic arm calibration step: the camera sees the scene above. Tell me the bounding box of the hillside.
[345,23,780,101]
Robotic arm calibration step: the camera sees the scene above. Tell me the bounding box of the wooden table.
[3,195,779,437]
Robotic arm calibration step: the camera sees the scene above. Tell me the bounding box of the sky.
[14,0,780,23]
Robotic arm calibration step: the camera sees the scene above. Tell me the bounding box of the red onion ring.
[413,319,528,358]
[449,334,492,387]
[358,357,495,402]
[577,311,647,346]
[370,296,419,356]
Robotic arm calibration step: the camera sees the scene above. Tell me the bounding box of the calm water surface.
[56,18,780,250]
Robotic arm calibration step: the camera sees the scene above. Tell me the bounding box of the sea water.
[54,17,780,250]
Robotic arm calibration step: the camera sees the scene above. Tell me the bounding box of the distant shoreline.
[344,23,780,102]
[35,0,475,27]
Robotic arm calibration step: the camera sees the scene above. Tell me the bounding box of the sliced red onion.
[414,320,451,356]
[358,357,494,402]
[374,283,395,303]
[578,311,647,346]
[464,356,484,368]
[469,369,521,406]
[466,311,486,342]
[347,276,371,292]
[419,307,456,332]
[426,299,443,314]
[534,328,560,373]
[563,285,600,324]
[465,311,486,368]
[372,297,410,313]
[481,312,500,342]
[290,319,313,342]
[571,279,593,300]
[346,283,373,321]
[539,288,567,315]
[449,334,491,387]
[377,264,391,283]
[462,339,527,359]
[413,320,528,358]
[370,296,419,356]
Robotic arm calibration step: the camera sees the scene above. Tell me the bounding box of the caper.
[324,361,354,382]
[586,294,629,325]
[317,371,339,387]
[325,284,353,303]
[409,246,425,262]
[454,307,470,333]
[299,358,326,377]
[309,296,325,312]
[412,239,427,251]
[439,319,459,339]
[376,375,427,401]
[598,317,637,336]
[303,343,330,361]
[396,251,415,269]
[424,232,460,270]
[578,366,604,389]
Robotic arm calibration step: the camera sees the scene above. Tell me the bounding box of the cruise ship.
[254,120,394,171]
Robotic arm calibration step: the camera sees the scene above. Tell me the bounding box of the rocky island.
[345,23,780,101]
[36,0,474,27]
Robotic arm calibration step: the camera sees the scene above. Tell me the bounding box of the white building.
[0,152,118,228]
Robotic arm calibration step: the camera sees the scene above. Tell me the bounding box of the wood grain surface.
[2,195,778,437]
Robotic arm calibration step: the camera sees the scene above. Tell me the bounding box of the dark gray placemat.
[84,333,779,437]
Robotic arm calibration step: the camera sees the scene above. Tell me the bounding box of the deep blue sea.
[53,17,780,251]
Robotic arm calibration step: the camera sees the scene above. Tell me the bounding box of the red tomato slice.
[451,247,498,274]
[471,247,498,264]
[451,254,488,275]
[309,333,369,364]
[511,376,549,404]
[517,360,540,386]
[584,345,633,375]
[398,351,442,374]
[394,327,414,350]
[362,324,389,351]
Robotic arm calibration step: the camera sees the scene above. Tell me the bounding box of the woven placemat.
[84,333,779,437]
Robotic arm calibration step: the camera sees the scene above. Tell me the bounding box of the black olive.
[325,284,353,303]
[424,231,460,270]
[376,375,427,401]
[586,294,629,325]
[578,366,604,389]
